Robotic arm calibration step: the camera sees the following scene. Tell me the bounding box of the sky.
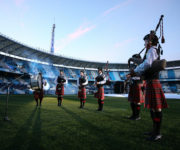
[0,0,180,63]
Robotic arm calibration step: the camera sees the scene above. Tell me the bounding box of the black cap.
[143,30,159,45]
[80,70,84,73]
[98,67,103,71]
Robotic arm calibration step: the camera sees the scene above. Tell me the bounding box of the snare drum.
[30,75,40,90]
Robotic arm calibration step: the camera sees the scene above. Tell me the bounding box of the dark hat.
[98,67,103,71]
[143,30,159,45]
[80,70,84,73]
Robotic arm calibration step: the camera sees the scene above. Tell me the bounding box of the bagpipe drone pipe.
[128,15,167,74]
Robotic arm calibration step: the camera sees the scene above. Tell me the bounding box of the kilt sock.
[80,99,83,108]
[40,98,42,106]
[100,103,103,111]
[35,99,38,106]
[58,96,61,106]
[58,97,60,106]
[154,112,162,135]
[150,110,155,121]
[135,104,141,118]
[150,110,156,134]
[58,96,62,106]
[99,99,104,111]
[81,99,85,108]
[98,99,101,110]
[60,97,62,106]
[82,99,85,108]
[131,103,135,117]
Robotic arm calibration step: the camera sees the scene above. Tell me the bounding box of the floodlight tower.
[50,23,55,54]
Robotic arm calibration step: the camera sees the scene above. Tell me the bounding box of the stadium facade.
[0,33,180,95]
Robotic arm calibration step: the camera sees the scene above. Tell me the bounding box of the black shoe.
[97,109,102,111]
[82,103,85,108]
[128,115,135,120]
[146,134,162,141]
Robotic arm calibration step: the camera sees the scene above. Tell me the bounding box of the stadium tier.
[0,33,180,94]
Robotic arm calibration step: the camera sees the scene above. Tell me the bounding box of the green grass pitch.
[0,95,180,150]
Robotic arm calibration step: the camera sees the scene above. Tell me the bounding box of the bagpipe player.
[94,67,106,111]
[56,70,67,106]
[33,72,46,107]
[77,70,88,108]
[128,31,168,141]
[126,72,145,120]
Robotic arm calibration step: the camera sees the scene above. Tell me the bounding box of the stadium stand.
[0,33,180,94]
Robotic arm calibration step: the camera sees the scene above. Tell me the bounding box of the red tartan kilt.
[128,83,144,103]
[56,85,64,95]
[145,79,168,109]
[78,87,86,99]
[34,89,44,100]
[94,87,104,100]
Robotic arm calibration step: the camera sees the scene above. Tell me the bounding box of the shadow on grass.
[27,108,42,150]
[61,106,120,150]
[6,107,38,150]
[0,95,35,120]
[63,95,129,109]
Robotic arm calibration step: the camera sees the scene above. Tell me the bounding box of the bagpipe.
[128,15,166,73]
[94,61,111,88]
[56,75,66,94]
[95,75,104,88]
[57,76,66,84]
[79,77,86,84]
[79,76,87,88]
[78,67,88,89]
[95,75,104,82]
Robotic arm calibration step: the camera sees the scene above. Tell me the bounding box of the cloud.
[13,0,25,6]
[68,25,96,40]
[114,38,136,49]
[103,0,133,16]
[55,24,96,51]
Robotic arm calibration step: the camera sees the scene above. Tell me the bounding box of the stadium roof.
[0,33,180,69]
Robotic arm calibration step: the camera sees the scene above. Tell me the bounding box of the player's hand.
[130,69,136,76]
[126,74,131,79]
